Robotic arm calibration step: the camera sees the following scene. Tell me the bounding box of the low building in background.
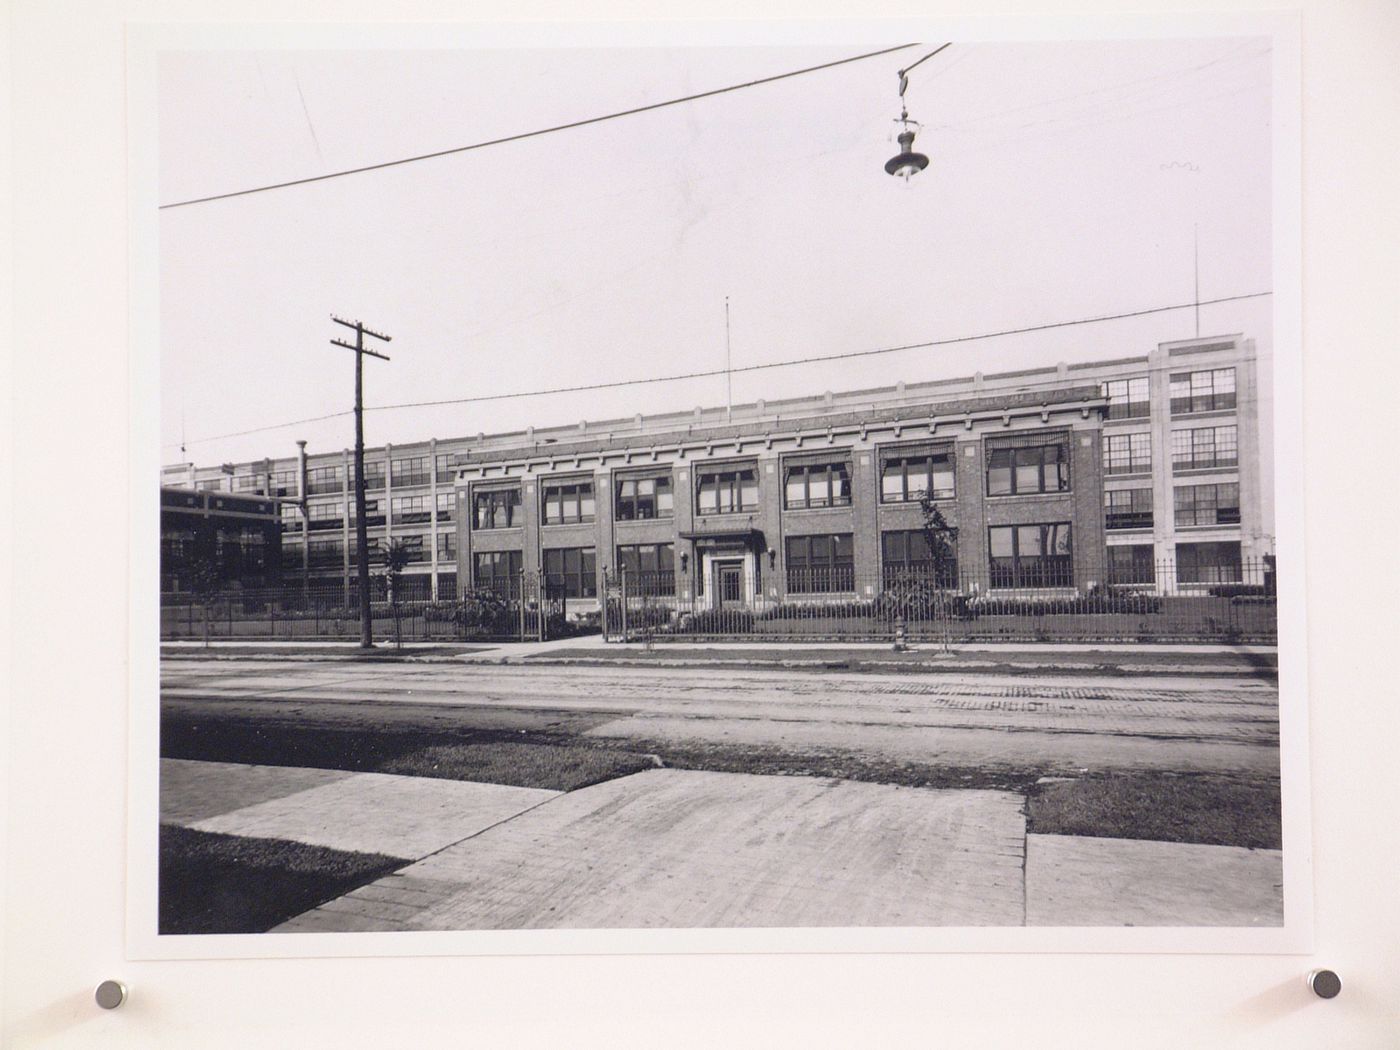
[159,487,282,594]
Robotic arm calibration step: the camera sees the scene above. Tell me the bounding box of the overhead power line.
[160,42,924,210]
[165,291,1271,450]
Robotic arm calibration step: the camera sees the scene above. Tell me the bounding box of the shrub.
[756,600,876,622]
[967,592,1161,617]
[604,600,674,630]
[678,608,754,634]
[545,613,601,639]
[1207,584,1270,598]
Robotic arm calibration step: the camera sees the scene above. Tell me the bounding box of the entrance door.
[717,563,744,607]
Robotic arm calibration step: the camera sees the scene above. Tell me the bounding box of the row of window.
[471,445,1066,531]
[301,455,461,496]
[292,493,456,529]
[463,526,1058,597]
[1104,483,1242,530]
[1103,426,1240,475]
[287,532,457,568]
[1108,542,1245,584]
[1099,368,1238,419]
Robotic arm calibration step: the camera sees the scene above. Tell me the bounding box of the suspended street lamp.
[883,44,951,180]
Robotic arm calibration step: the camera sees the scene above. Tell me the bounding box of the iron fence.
[601,558,1277,644]
[159,572,586,644]
[162,558,1277,646]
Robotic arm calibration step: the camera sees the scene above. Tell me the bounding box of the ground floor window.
[1107,544,1156,585]
[544,546,597,599]
[617,543,674,595]
[1175,541,1242,584]
[786,534,854,593]
[436,572,458,599]
[988,522,1073,588]
[474,549,522,596]
[880,529,958,588]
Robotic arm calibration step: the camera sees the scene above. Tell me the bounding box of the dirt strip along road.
[161,658,1280,775]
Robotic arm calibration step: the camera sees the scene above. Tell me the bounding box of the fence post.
[270,597,277,639]
[517,570,526,641]
[620,568,629,641]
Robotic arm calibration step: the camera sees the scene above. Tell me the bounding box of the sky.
[157,37,1273,468]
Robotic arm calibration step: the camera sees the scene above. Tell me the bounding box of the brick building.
[162,334,1270,607]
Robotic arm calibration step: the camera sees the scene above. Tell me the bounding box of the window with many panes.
[987,441,1070,496]
[615,474,673,520]
[1104,488,1153,530]
[1104,432,1152,475]
[307,538,342,567]
[280,503,302,528]
[1101,376,1151,419]
[880,449,954,503]
[196,478,225,492]
[435,454,458,482]
[542,480,595,525]
[435,492,454,522]
[616,543,674,595]
[473,488,521,530]
[359,460,386,491]
[348,499,384,527]
[270,470,297,497]
[1171,425,1238,470]
[1174,483,1240,527]
[785,461,852,510]
[1108,544,1156,585]
[437,531,456,560]
[988,523,1073,588]
[785,534,854,593]
[391,456,430,488]
[696,467,759,515]
[306,466,342,495]
[348,538,381,565]
[396,535,427,563]
[474,549,522,594]
[307,501,343,530]
[881,529,958,588]
[391,495,431,525]
[543,547,598,599]
[1169,368,1236,415]
[1176,541,1242,583]
[234,474,265,493]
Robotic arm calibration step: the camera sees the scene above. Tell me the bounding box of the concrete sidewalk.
[160,758,1282,931]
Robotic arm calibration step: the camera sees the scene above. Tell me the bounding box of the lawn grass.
[162,715,654,792]
[159,825,404,934]
[1027,773,1281,850]
[161,644,490,660]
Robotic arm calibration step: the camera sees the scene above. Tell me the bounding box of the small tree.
[917,495,959,651]
[380,540,413,649]
[187,552,222,649]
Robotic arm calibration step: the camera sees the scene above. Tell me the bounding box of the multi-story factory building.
[161,334,1271,606]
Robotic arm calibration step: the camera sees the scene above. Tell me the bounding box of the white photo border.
[126,11,1309,961]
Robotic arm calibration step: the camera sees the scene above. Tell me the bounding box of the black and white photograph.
[144,24,1300,945]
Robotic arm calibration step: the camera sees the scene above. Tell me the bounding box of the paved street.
[162,656,1280,774]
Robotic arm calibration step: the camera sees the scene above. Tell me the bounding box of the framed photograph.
[126,13,1309,960]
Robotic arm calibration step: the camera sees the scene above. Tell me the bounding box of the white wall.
[5,1,1399,1047]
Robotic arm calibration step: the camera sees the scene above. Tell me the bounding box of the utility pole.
[330,314,393,648]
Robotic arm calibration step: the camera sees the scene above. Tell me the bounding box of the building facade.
[162,334,1270,605]
[159,487,282,594]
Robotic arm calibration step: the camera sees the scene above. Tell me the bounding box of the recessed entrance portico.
[681,526,765,610]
